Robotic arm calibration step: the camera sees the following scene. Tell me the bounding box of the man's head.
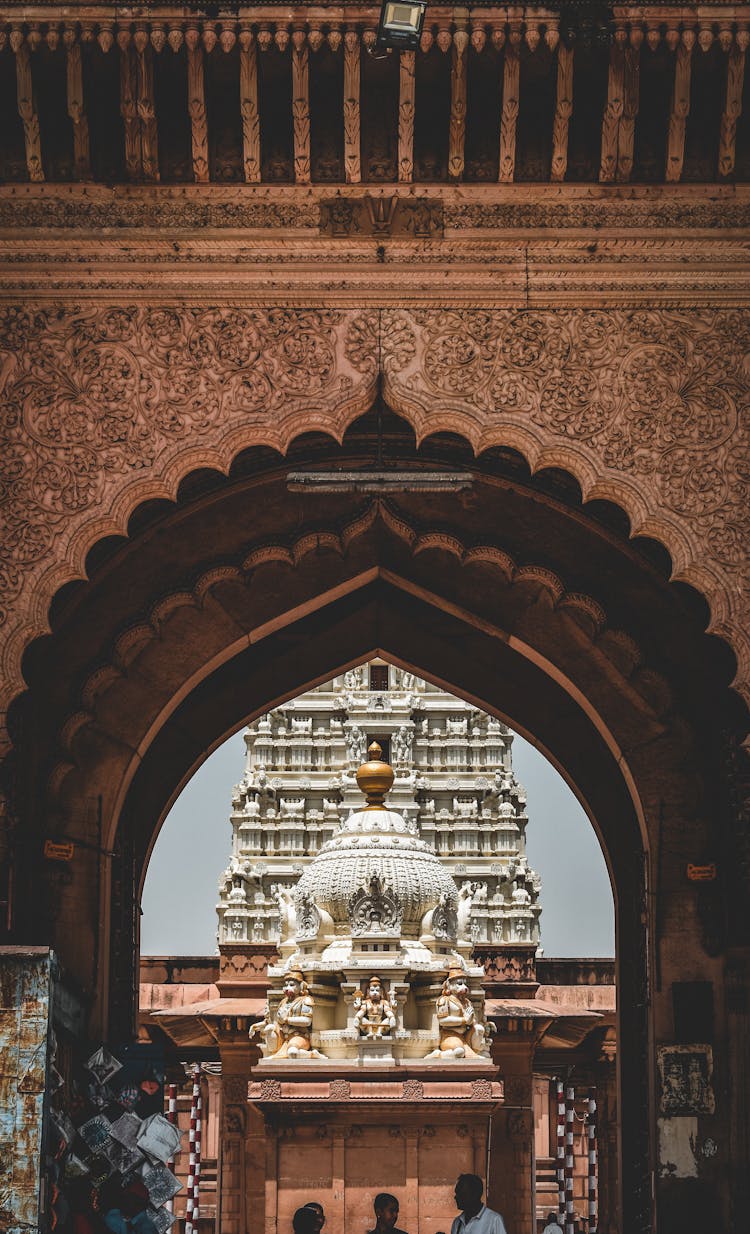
[368,978,383,1003]
[292,1207,319,1234]
[454,1174,484,1213]
[303,1201,325,1231]
[374,1193,400,1229]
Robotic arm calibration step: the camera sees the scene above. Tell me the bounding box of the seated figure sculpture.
[354,976,397,1038]
[426,966,489,1059]
[251,970,326,1059]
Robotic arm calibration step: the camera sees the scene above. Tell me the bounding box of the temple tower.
[217,663,541,952]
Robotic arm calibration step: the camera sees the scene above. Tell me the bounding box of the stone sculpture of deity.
[354,976,397,1038]
[250,970,326,1059]
[426,966,489,1060]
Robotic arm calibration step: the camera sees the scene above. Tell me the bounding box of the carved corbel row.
[3,14,750,51]
[1,15,749,189]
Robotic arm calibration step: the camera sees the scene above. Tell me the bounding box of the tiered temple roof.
[217,664,542,950]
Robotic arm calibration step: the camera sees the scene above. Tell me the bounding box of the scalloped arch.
[50,499,674,801]
[1,303,748,758]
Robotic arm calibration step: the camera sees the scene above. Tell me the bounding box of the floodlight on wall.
[376,0,428,50]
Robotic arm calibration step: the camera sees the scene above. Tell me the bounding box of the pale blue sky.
[141,720,615,958]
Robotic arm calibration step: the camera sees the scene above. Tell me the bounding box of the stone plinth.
[248,1066,503,1234]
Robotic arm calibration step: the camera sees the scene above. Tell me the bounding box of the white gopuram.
[217,662,541,950]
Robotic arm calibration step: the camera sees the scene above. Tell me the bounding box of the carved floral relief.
[381,307,749,695]
[0,305,377,744]
[0,304,748,756]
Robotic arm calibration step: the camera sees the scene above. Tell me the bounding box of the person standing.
[448,1174,508,1234]
[368,1192,409,1234]
[541,1214,562,1233]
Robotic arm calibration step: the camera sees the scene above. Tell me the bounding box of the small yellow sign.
[687,863,717,882]
[43,840,74,862]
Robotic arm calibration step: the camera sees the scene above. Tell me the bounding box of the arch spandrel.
[1,302,749,758]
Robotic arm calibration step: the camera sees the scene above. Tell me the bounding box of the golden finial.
[356,741,394,809]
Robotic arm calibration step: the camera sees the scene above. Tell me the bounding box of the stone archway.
[1,301,748,769]
[2,290,747,1231]
[8,423,740,1233]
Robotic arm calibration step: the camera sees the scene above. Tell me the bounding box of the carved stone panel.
[381,307,750,701]
[0,304,748,760]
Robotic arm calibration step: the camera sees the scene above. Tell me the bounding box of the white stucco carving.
[217,664,541,950]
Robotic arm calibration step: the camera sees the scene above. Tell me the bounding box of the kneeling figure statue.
[426,966,489,1059]
[251,970,326,1059]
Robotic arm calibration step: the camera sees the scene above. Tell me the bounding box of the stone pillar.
[215,1021,263,1234]
[488,1018,545,1234]
[597,1029,619,1234]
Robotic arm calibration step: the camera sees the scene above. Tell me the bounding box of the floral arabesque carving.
[0,305,378,752]
[382,308,750,701]
[1,304,748,763]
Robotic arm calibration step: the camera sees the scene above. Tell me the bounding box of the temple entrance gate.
[4,389,745,1231]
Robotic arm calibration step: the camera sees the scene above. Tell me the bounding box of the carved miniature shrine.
[143,723,617,1233]
[244,741,501,1230]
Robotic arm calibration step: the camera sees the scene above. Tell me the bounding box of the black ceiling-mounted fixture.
[558,1,615,46]
[376,0,428,51]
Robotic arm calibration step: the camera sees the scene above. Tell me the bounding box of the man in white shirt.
[448,1174,509,1234]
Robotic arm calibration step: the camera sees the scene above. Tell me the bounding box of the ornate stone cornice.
[1,187,750,304]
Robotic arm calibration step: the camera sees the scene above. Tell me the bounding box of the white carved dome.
[294,743,457,939]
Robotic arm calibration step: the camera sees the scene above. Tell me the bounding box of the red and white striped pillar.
[166,1082,178,1216]
[587,1087,598,1234]
[565,1084,575,1234]
[555,1079,565,1226]
[185,1067,202,1234]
